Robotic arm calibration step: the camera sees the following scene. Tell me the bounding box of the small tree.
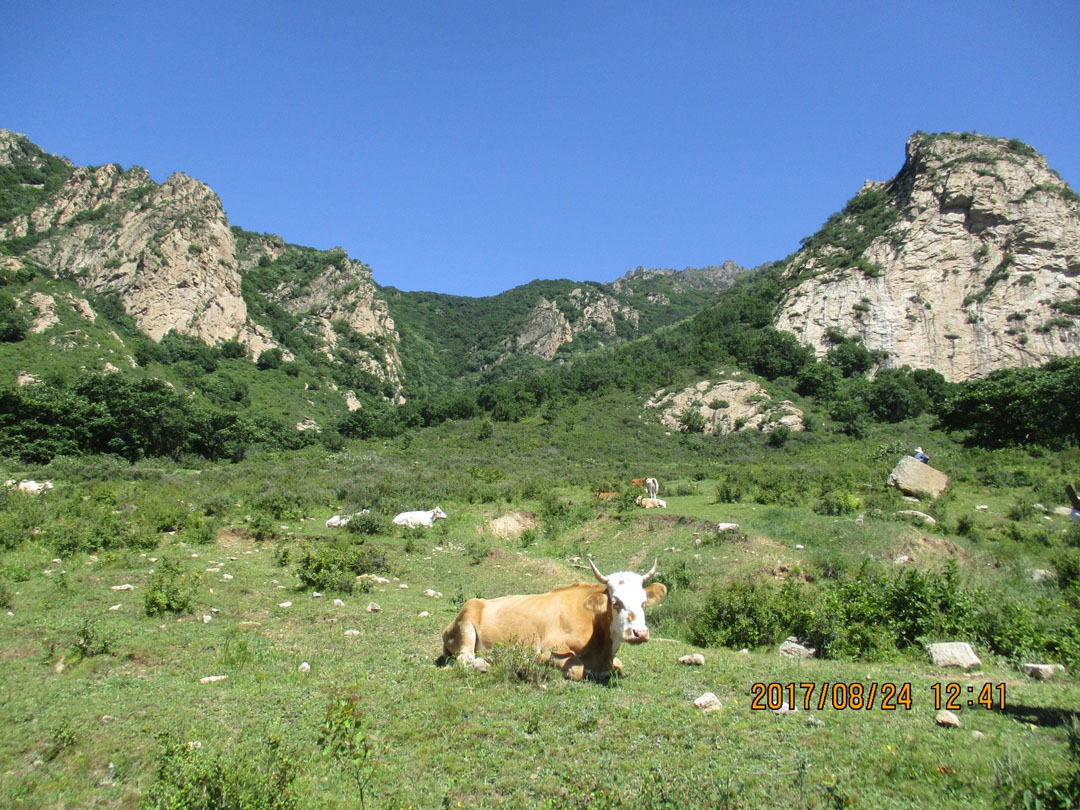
[677,404,707,434]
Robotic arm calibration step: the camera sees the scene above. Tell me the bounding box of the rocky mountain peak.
[775,132,1080,381]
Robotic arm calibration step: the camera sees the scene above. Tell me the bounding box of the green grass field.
[1,404,1078,808]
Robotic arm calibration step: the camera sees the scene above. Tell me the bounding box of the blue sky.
[3,1,1078,297]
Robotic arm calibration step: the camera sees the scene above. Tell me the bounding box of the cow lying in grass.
[392,507,447,529]
[439,558,667,681]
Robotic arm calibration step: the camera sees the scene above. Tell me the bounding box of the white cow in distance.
[6,479,54,494]
[636,496,667,509]
[325,509,370,529]
[393,506,448,529]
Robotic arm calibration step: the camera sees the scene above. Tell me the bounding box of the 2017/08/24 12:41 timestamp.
[748,682,1006,711]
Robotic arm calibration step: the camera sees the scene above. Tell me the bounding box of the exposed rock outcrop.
[515,287,638,359]
[646,377,804,435]
[775,133,1080,381]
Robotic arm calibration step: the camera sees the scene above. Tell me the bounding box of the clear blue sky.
[3,1,1078,297]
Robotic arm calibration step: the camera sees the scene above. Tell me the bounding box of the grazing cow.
[644,477,659,498]
[440,558,667,680]
[14,480,53,494]
[595,491,620,500]
[393,506,448,529]
[635,496,667,509]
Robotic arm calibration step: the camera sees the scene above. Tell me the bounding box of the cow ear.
[583,590,609,613]
[644,583,667,606]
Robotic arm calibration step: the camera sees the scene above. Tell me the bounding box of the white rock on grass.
[344,629,360,636]
[778,637,816,658]
[926,642,981,669]
[298,661,311,673]
[1021,663,1060,680]
[333,599,345,607]
[366,602,381,613]
[693,692,722,712]
[200,675,228,684]
[277,601,292,608]
[936,710,961,728]
[111,584,134,591]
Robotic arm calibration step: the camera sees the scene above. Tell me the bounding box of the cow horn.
[641,559,658,582]
[588,557,609,584]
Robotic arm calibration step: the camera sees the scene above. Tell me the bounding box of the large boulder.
[887,456,949,499]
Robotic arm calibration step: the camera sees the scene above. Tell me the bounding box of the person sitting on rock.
[914,446,930,464]
[1066,484,1080,525]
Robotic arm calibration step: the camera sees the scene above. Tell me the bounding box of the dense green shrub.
[140,735,298,810]
[144,558,200,616]
[294,540,388,594]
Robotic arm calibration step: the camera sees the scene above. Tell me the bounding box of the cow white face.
[433,506,448,520]
[589,559,667,646]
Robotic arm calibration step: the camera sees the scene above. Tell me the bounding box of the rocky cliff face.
[514,286,640,359]
[775,133,1080,381]
[0,130,401,395]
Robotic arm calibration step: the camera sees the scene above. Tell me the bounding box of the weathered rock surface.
[926,641,981,669]
[646,378,804,436]
[775,132,1080,381]
[515,287,639,359]
[888,456,950,498]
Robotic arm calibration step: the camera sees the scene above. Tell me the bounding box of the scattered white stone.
[205,567,220,573]
[398,583,409,590]
[693,692,721,711]
[772,701,798,715]
[895,510,937,526]
[202,614,212,624]
[108,604,121,611]
[200,675,228,684]
[926,642,981,669]
[778,637,816,658]
[358,574,390,584]
[88,555,98,563]
[298,661,311,673]
[149,557,158,562]
[333,599,345,607]
[795,544,804,550]
[936,710,961,728]
[423,589,442,598]
[312,592,323,599]
[1022,663,1058,680]
[976,505,989,511]
[344,629,360,636]
[1031,569,1055,583]
[678,653,706,666]
[211,607,220,614]
[972,730,985,740]
[739,648,749,654]
[222,574,233,581]
[894,555,912,565]
[111,583,134,591]
[717,523,740,533]
[418,611,431,618]
[278,601,292,608]
[1035,503,1048,513]
[366,602,381,613]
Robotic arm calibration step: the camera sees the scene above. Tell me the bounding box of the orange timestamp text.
[750,681,1006,711]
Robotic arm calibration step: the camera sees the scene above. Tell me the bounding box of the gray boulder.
[887,456,949,498]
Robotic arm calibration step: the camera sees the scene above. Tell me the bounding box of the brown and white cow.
[440,558,667,680]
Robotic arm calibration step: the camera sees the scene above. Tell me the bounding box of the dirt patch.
[485,511,538,539]
[216,528,256,551]
[894,531,968,564]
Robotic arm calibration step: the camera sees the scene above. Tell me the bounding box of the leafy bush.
[144,558,200,616]
[814,491,862,516]
[344,511,385,536]
[294,540,387,594]
[688,580,803,648]
[140,735,298,810]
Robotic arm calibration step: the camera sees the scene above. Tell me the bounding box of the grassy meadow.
[1,393,1079,809]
